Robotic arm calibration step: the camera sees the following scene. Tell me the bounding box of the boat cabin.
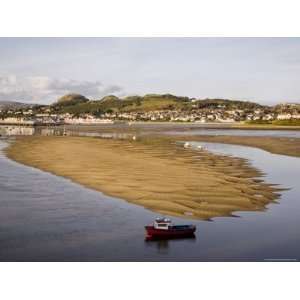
[153,217,172,230]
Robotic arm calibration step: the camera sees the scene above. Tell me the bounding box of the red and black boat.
[145,217,196,239]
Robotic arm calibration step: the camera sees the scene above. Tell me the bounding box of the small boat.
[145,217,196,239]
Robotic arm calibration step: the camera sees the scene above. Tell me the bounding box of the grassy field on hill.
[50,94,263,116]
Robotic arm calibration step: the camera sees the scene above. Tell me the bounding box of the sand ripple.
[6,136,282,220]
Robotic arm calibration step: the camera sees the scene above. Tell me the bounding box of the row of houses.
[277,113,300,120]
[1,110,300,125]
[63,115,113,124]
[103,109,300,122]
[0,114,114,125]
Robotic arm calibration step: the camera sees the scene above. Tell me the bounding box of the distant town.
[0,93,300,126]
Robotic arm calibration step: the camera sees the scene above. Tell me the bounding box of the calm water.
[0,137,300,261]
[166,128,300,138]
[1,124,300,139]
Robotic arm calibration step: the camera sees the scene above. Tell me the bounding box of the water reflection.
[0,126,35,136]
[0,125,134,140]
[145,235,196,254]
[40,128,55,136]
[2,125,300,139]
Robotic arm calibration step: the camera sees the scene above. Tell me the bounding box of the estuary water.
[1,124,300,139]
[0,137,300,261]
[166,128,300,138]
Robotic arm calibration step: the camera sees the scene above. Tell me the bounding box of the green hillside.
[50,93,263,116]
[194,98,264,110]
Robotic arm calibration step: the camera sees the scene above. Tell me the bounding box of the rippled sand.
[6,136,282,220]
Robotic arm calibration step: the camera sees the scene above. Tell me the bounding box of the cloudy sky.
[0,37,300,104]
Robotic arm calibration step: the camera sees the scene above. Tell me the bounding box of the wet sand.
[5,136,282,220]
[176,135,300,158]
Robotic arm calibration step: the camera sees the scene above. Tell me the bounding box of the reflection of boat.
[145,217,196,239]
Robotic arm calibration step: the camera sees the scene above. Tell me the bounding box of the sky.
[0,37,300,105]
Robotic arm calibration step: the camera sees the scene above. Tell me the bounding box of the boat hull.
[145,225,196,239]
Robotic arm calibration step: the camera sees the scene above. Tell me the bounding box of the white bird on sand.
[184,142,190,148]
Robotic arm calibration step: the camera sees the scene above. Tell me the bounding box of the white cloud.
[0,75,123,104]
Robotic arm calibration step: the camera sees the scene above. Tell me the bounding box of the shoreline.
[5,136,282,220]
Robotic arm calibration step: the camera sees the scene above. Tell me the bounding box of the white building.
[64,115,114,125]
[0,117,36,125]
[277,114,292,120]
